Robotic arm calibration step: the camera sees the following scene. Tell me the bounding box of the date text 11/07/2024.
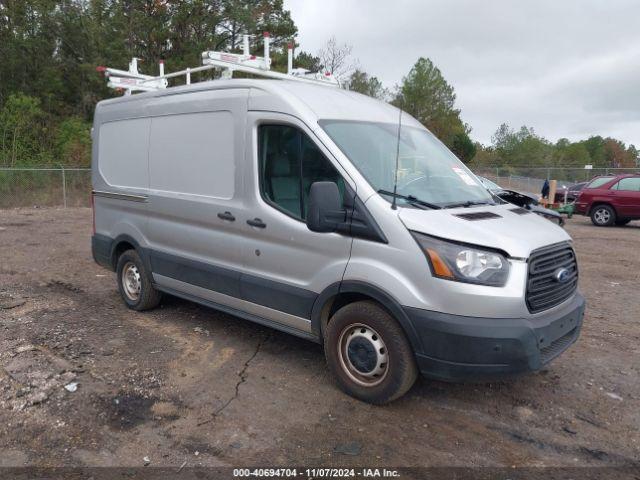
[232,468,401,478]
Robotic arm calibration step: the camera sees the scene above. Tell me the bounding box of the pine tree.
[395,58,475,162]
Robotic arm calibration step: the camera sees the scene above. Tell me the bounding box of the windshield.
[479,176,502,191]
[320,120,494,207]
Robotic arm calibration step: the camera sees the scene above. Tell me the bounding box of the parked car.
[554,182,587,204]
[478,176,565,225]
[566,182,588,203]
[91,80,585,404]
[575,174,640,226]
[554,182,589,204]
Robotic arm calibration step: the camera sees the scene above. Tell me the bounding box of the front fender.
[310,281,424,355]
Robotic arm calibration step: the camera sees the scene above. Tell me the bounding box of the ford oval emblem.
[554,268,571,283]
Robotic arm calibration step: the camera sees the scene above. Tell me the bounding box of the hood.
[530,205,565,226]
[398,203,571,258]
[495,189,538,207]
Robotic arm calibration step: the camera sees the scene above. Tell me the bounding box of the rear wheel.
[590,205,615,226]
[324,301,417,404]
[615,219,631,226]
[116,249,162,311]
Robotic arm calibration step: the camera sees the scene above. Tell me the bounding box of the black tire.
[590,204,616,227]
[615,219,630,226]
[116,249,162,311]
[324,301,418,404]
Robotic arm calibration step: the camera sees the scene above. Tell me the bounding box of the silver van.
[91,80,585,404]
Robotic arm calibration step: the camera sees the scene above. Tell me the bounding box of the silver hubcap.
[338,323,389,387]
[122,262,141,301]
[594,208,610,224]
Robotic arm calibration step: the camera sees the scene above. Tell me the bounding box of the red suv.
[575,174,640,226]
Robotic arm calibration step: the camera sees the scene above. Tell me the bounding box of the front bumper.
[574,201,589,215]
[404,293,585,381]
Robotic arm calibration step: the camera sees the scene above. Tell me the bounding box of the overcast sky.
[283,0,640,147]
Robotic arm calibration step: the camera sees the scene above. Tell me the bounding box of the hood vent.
[454,211,502,221]
[509,207,531,215]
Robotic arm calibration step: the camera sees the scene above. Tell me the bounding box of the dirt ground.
[0,207,638,470]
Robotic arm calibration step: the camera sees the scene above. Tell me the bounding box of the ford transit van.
[91,80,585,404]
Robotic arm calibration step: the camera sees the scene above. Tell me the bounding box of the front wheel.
[324,301,417,404]
[590,205,615,226]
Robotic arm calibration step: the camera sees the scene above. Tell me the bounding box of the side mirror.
[306,181,347,233]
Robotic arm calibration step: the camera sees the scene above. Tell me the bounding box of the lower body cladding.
[153,274,315,339]
[92,234,585,383]
[405,293,585,381]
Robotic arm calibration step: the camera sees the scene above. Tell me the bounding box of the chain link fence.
[0,166,638,209]
[471,166,640,196]
[0,168,92,209]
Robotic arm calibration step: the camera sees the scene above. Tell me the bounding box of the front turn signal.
[425,248,455,279]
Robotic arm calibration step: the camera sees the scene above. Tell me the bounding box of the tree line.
[1,0,297,167]
[344,66,638,172]
[470,124,639,172]
[1,0,638,172]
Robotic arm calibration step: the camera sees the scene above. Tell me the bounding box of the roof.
[96,79,423,127]
[593,173,640,177]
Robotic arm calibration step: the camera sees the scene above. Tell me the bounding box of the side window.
[258,125,344,220]
[586,176,614,189]
[259,125,302,217]
[613,177,640,191]
[301,133,345,218]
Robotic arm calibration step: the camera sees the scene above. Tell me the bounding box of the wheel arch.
[110,234,152,273]
[310,281,423,354]
[589,201,617,216]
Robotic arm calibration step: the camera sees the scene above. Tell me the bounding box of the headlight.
[410,231,510,286]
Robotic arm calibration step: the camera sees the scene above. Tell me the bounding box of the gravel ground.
[0,207,638,470]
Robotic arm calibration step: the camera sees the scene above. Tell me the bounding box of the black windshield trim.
[377,189,442,210]
[442,200,497,209]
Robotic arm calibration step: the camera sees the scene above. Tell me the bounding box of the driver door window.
[258,125,344,220]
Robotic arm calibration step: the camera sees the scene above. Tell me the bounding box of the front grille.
[540,327,577,364]
[526,242,578,313]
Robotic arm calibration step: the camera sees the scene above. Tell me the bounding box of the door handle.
[246,218,267,228]
[217,211,236,221]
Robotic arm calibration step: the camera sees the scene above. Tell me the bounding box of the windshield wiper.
[377,189,442,210]
[443,200,496,209]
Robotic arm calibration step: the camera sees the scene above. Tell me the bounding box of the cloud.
[283,0,640,147]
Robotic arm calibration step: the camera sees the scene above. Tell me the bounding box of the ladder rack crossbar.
[99,33,339,95]
[138,64,217,84]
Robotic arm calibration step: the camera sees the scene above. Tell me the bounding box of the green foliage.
[450,132,477,163]
[394,58,473,162]
[55,117,92,166]
[472,124,639,173]
[346,70,388,100]
[579,136,606,166]
[490,124,553,167]
[294,51,323,72]
[397,58,454,126]
[553,141,590,168]
[0,0,298,165]
[0,94,91,166]
[1,2,637,171]
[0,94,52,166]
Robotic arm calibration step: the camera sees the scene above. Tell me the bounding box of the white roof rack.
[97,33,339,95]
